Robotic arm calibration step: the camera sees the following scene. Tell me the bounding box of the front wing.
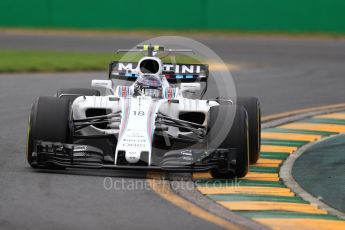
[31,141,237,172]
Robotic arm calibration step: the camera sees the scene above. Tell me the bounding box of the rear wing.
[108,61,209,82]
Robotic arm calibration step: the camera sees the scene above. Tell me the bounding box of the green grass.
[0,49,203,73]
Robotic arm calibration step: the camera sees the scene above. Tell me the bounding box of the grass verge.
[2,27,345,40]
[0,49,202,73]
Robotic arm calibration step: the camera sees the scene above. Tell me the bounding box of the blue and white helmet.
[133,74,163,98]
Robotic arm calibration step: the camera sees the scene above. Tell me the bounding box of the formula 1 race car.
[26,45,260,178]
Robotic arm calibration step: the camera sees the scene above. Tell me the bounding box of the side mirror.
[180,83,201,93]
[92,80,112,89]
[92,80,114,94]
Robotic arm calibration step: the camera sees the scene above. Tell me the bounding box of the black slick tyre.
[26,96,71,168]
[207,105,249,178]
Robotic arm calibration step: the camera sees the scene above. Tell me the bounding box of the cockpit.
[133,74,163,98]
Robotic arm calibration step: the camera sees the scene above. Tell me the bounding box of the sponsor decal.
[74,145,88,152]
[180,150,193,156]
[114,62,205,74]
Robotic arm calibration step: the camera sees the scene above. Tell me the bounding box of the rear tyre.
[236,97,261,164]
[208,105,249,178]
[55,88,100,102]
[26,96,71,168]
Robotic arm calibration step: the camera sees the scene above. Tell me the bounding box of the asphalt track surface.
[0,33,345,230]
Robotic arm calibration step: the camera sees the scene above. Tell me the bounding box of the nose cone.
[125,150,141,164]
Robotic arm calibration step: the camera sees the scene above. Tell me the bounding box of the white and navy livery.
[26,45,261,178]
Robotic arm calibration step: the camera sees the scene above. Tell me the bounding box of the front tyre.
[207,105,249,178]
[26,96,71,168]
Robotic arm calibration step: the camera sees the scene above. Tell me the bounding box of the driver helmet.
[133,74,163,98]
